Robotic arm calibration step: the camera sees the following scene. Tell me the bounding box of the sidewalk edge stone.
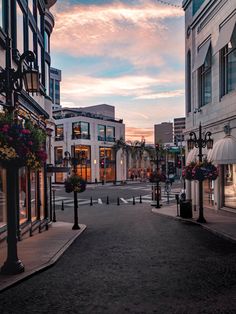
[0,224,87,293]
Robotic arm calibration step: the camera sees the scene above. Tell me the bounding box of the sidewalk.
[152,202,236,243]
[0,222,86,292]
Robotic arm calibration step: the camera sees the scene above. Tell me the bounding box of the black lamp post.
[187,123,213,223]
[64,148,85,230]
[155,144,161,209]
[0,13,40,274]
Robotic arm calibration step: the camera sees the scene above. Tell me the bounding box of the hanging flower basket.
[64,175,87,193]
[182,162,196,181]
[183,160,218,181]
[149,171,166,183]
[0,113,47,170]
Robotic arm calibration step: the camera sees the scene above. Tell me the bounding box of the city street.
[0,188,236,313]
[53,181,182,208]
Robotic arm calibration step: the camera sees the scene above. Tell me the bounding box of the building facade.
[174,117,185,143]
[52,104,126,183]
[154,122,173,145]
[0,0,57,241]
[183,0,236,211]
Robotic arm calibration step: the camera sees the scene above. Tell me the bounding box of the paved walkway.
[0,222,86,292]
[1,201,236,293]
[152,202,236,243]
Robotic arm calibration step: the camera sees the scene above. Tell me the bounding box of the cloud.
[135,89,185,100]
[51,1,184,68]
[126,126,153,142]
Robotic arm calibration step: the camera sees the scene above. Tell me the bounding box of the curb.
[151,208,236,244]
[0,224,87,292]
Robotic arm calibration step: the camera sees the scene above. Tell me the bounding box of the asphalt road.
[0,200,236,313]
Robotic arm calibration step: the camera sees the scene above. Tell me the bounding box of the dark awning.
[193,40,211,72]
[214,15,236,54]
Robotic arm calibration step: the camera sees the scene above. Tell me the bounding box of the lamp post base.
[72,224,80,230]
[197,216,206,223]
[1,259,25,275]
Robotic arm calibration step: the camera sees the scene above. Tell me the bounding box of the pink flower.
[21,129,31,135]
[28,141,33,146]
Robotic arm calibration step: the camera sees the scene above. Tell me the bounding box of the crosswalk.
[54,191,178,207]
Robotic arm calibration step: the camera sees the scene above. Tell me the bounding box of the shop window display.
[19,167,28,223]
[224,164,236,209]
[0,167,7,228]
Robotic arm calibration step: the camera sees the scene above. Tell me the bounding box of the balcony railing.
[97,136,115,142]
[55,135,64,141]
[72,134,91,140]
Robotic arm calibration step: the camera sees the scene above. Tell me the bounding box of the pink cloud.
[51,1,184,67]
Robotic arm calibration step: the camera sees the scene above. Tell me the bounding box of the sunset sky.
[50,0,185,143]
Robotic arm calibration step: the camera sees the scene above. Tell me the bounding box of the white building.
[183,0,236,211]
[52,104,126,183]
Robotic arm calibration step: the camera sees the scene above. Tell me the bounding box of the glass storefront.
[19,167,28,223]
[0,167,7,228]
[31,171,37,220]
[99,147,116,182]
[224,164,236,209]
[203,179,215,208]
[74,145,91,182]
[39,169,45,219]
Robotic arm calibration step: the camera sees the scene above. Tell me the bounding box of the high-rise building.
[154,122,173,145]
[174,117,185,144]
[50,67,62,110]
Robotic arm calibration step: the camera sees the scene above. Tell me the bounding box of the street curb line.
[151,209,236,244]
[0,224,87,292]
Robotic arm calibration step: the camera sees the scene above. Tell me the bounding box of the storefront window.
[54,147,64,183]
[98,125,106,141]
[0,167,7,228]
[39,169,45,219]
[55,124,64,141]
[72,122,90,139]
[16,2,24,54]
[30,171,37,220]
[74,145,91,182]
[19,167,27,223]
[203,179,214,208]
[99,147,116,182]
[106,126,115,142]
[224,164,236,209]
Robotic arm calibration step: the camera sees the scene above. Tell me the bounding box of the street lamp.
[64,149,80,230]
[155,144,161,209]
[187,123,213,223]
[0,29,40,274]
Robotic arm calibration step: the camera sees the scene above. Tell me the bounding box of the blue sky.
[51,0,184,142]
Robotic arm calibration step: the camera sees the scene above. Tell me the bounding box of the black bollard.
[106,196,109,205]
[90,197,93,206]
[139,195,142,204]
[133,196,135,205]
[61,200,64,211]
[52,189,56,222]
[117,197,120,206]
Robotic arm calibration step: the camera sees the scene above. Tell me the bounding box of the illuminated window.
[55,124,64,141]
[72,122,90,139]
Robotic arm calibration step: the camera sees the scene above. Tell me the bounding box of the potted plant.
[192,160,218,181]
[64,175,87,193]
[182,162,196,181]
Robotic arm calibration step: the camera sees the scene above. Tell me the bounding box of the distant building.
[174,117,185,144]
[154,122,173,145]
[52,104,126,183]
[50,67,61,111]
